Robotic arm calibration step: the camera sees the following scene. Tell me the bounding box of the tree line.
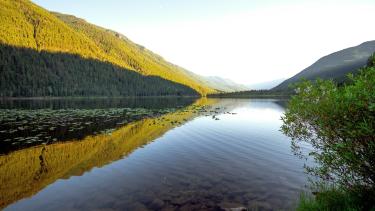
[0,44,199,97]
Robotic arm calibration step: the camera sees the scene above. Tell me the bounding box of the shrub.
[282,54,375,210]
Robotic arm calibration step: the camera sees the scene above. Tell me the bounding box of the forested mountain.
[273,41,375,91]
[53,12,247,94]
[0,0,215,97]
[0,0,104,58]
[52,12,214,94]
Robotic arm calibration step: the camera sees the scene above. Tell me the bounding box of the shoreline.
[0,95,201,100]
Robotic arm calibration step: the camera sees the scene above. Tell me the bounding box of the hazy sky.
[33,0,375,85]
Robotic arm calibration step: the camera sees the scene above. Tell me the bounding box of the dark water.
[0,98,311,211]
[0,97,196,109]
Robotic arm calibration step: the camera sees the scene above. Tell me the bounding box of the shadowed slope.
[273,41,375,90]
[0,44,198,97]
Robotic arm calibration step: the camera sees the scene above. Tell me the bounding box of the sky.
[33,0,375,85]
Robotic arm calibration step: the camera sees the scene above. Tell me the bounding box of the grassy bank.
[297,186,375,211]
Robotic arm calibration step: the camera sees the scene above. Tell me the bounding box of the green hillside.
[52,12,215,95]
[0,0,214,96]
[0,0,104,58]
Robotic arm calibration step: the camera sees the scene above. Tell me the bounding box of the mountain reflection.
[0,98,218,209]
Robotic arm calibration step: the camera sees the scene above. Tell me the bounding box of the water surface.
[0,98,310,210]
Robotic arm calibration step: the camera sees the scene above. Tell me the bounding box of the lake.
[0,98,311,211]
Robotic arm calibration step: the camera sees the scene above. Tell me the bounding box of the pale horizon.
[33,0,375,85]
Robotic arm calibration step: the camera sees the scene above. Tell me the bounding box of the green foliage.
[282,64,375,188]
[282,54,375,210]
[0,0,104,58]
[368,53,375,67]
[0,44,198,97]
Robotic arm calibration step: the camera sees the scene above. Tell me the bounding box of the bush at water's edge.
[283,54,375,210]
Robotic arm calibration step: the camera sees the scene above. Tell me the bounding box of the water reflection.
[0,98,196,154]
[0,98,218,209]
[1,98,309,211]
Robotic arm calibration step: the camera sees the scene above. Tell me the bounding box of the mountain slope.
[0,0,105,58]
[273,41,375,90]
[0,0,214,96]
[52,12,215,95]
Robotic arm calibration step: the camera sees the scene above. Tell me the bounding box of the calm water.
[0,98,311,211]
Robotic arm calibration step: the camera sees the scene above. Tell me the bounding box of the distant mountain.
[247,78,285,90]
[273,41,375,91]
[0,0,217,97]
[202,76,248,92]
